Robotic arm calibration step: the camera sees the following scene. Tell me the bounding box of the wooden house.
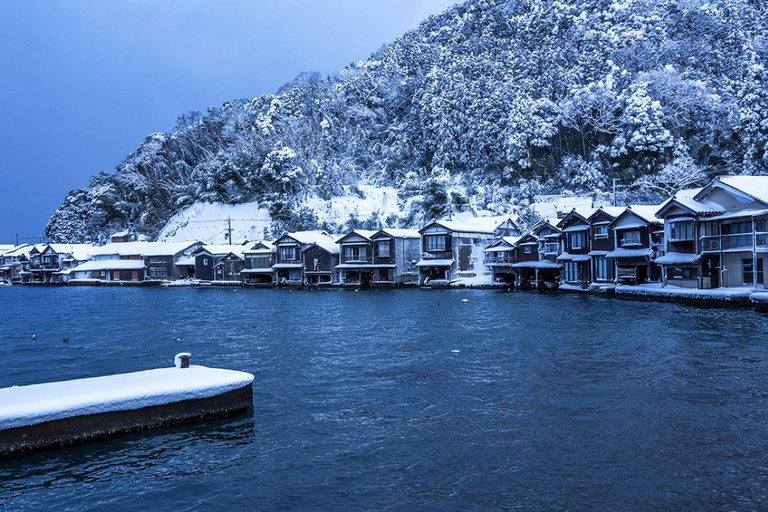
[509,221,561,290]
[606,206,663,285]
[0,244,32,283]
[193,245,246,282]
[587,207,626,286]
[483,237,520,285]
[556,209,594,289]
[272,231,340,286]
[241,241,275,286]
[335,229,421,287]
[656,176,768,290]
[416,219,498,286]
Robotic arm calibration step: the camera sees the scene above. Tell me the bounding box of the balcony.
[543,243,559,255]
[341,255,373,264]
[484,255,515,265]
[702,233,768,252]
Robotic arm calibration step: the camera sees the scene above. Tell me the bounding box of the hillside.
[46,0,768,243]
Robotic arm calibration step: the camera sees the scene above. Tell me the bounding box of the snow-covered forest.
[46,0,768,243]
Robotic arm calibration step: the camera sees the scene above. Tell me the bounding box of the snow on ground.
[617,283,757,299]
[158,202,272,244]
[0,366,254,430]
[303,185,405,226]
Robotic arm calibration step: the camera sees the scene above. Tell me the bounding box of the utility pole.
[226,216,233,245]
[15,233,19,246]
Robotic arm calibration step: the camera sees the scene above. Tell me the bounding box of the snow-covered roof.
[416,259,454,267]
[655,252,700,265]
[657,187,724,216]
[511,260,560,269]
[2,244,33,258]
[46,244,96,261]
[373,228,421,239]
[423,216,505,235]
[626,205,663,224]
[110,230,131,237]
[89,241,198,258]
[0,245,15,255]
[707,209,768,221]
[715,176,768,205]
[285,231,340,254]
[605,248,654,259]
[197,245,247,258]
[589,206,626,220]
[71,259,146,272]
[175,256,196,267]
[557,253,591,262]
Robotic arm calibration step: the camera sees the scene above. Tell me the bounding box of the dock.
[0,354,254,458]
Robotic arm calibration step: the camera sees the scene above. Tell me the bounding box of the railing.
[543,243,559,255]
[484,256,514,265]
[621,238,642,247]
[702,233,768,252]
[341,255,373,264]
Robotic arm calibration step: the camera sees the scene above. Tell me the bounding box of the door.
[459,246,471,271]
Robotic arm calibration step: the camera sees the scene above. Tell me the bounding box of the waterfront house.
[241,241,275,286]
[193,245,247,282]
[29,244,96,283]
[587,207,627,287]
[655,176,768,290]
[493,217,521,238]
[484,237,520,285]
[0,244,31,282]
[556,209,595,289]
[71,241,201,283]
[336,229,421,287]
[606,206,663,285]
[272,231,340,286]
[416,218,498,285]
[510,221,561,290]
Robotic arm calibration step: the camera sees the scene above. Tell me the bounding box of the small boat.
[0,281,12,287]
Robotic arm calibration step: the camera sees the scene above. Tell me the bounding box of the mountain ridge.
[46,0,768,243]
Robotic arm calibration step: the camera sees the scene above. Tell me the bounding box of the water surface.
[1,287,767,510]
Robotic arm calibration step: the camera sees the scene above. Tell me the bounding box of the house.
[605,206,663,285]
[556,209,595,289]
[336,229,421,287]
[272,231,340,286]
[655,176,768,290]
[71,241,201,283]
[193,245,247,282]
[416,218,498,286]
[509,221,561,290]
[30,244,96,283]
[493,217,521,238]
[241,241,275,286]
[587,207,627,287]
[483,237,520,285]
[0,244,32,282]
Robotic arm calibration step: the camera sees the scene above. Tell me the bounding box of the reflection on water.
[1,287,768,509]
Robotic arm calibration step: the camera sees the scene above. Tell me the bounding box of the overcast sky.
[0,0,457,243]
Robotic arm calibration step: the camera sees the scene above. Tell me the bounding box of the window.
[621,230,641,246]
[280,247,297,261]
[524,246,532,254]
[377,241,391,257]
[203,258,209,266]
[251,256,271,269]
[595,257,609,281]
[564,262,578,282]
[673,267,695,279]
[743,258,764,285]
[670,221,694,241]
[149,267,168,279]
[700,222,720,237]
[149,257,167,264]
[594,226,608,239]
[425,235,446,252]
[568,232,585,250]
[344,246,367,261]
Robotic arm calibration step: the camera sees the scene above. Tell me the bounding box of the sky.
[0,0,457,244]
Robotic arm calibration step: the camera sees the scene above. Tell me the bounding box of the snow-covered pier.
[0,354,254,458]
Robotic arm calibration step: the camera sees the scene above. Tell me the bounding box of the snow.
[0,244,15,255]
[284,231,340,254]
[89,241,197,258]
[175,256,196,266]
[605,248,653,259]
[158,202,272,244]
[749,292,768,302]
[655,252,700,265]
[450,273,494,286]
[416,259,454,267]
[617,283,756,299]
[511,260,560,269]
[70,259,146,272]
[718,176,768,205]
[562,225,590,232]
[0,365,254,430]
[428,216,506,234]
[559,283,589,292]
[196,245,247,258]
[375,228,420,239]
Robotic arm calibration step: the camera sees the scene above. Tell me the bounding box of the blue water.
[1,287,768,510]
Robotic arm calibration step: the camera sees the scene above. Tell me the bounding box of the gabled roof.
[656,187,724,217]
[1,244,32,258]
[419,217,499,235]
[609,206,663,228]
[371,228,420,239]
[89,241,199,258]
[335,229,378,244]
[706,176,768,205]
[556,209,592,229]
[588,206,627,222]
[195,244,247,258]
[46,244,96,261]
[484,236,520,251]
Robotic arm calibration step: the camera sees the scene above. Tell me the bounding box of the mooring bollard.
[174,352,192,368]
